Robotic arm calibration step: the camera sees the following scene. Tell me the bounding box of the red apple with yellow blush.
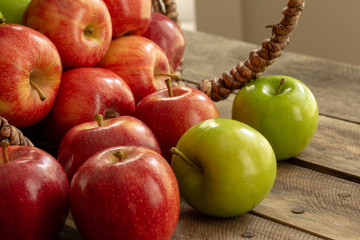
[23,0,112,69]
[97,35,175,103]
[43,67,135,146]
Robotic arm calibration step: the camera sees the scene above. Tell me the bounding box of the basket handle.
[155,0,305,101]
[198,0,305,101]
[0,117,34,146]
[153,0,181,26]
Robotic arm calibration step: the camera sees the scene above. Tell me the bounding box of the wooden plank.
[253,162,360,240]
[61,151,360,240]
[291,115,360,182]
[63,200,323,240]
[173,200,322,240]
[182,31,360,123]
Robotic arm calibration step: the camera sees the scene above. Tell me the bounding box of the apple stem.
[170,147,202,172]
[104,109,120,120]
[84,26,94,36]
[113,151,124,162]
[94,114,104,127]
[0,18,5,25]
[276,78,286,94]
[0,139,10,164]
[30,80,46,101]
[165,79,173,97]
[154,73,180,81]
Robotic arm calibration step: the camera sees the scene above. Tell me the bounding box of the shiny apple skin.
[134,86,220,162]
[44,67,135,145]
[0,24,62,127]
[0,146,69,240]
[232,75,319,160]
[103,0,152,37]
[97,35,171,103]
[58,115,161,182]
[70,146,180,240]
[142,12,185,73]
[23,0,112,69]
[171,118,277,217]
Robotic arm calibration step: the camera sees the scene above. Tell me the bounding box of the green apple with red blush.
[232,75,319,160]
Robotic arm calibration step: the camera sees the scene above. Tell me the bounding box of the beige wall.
[195,0,360,66]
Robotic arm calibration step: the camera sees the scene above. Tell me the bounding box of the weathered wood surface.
[253,162,360,240]
[182,31,360,124]
[60,31,360,239]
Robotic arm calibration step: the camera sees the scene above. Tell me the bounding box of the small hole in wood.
[291,207,305,214]
[241,232,254,238]
[338,193,351,198]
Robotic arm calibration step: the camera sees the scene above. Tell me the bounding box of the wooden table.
[58,30,360,240]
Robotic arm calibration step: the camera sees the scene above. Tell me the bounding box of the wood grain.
[173,200,322,240]
[182,31,360,123]
[291,115,360,182]
[253,162,360,240]
[63,200,323,240]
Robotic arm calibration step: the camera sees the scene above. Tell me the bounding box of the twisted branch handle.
[156,0,305,101]
[198,0,305,101]
[153,0,181,26]
[0,117,34,146]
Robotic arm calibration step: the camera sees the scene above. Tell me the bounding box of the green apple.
[170,118,277,217]
[232,75,319,161]
[0,0,31,24]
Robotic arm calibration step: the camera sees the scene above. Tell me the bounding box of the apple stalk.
[155,72,180,81]
[84,26,94,36]
[113,151,125,162]
[30,80,46,101]
[276,78,286,94]
[0,139,10,164]
[94,114,104,127]
[170,147,202,172]
[165,79,173,97]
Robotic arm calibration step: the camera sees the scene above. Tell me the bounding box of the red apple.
[142,12,186,73]
[102,0,152,38]
[43,67,135,146]
[134,81,220,162]
[58,114,161,182]
[97,35,174,103]
[23,0,112,69]
[0,140,69,240]
[70,146,180,240]
[0,23,62,128]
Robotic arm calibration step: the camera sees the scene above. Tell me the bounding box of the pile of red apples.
[0,0,220,239]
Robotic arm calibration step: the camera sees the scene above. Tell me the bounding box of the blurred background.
[177,0,360,66]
